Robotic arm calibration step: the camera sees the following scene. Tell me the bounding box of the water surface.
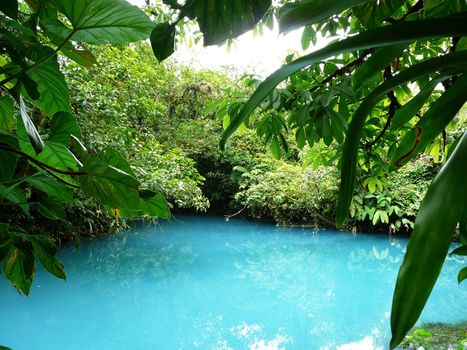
[1,215,465,349]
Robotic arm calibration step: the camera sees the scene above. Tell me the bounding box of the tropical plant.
[154,0,467,348]
[0,0,172,296]
[0,0,272,298]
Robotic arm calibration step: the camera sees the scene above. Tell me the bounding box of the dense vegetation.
[0,0,466,348]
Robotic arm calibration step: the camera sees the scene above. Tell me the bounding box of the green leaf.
[296,127,306,149]
[150,23,176,62]
[353,0,407,29]
[30,236,66,280]
[337,52,467,226]
[450,245,467,256]
[26,173,73,202]
[119,192,170,218]
[99,147,136,178]
[19,96,44,154]
[60,44,96,67]
[270,136,281,160]
[78,156,140,208]
[35,197,66,221]
[301,26,311,50]
[0,133,18,182]
[220,16,467,150]
[390,74,467,169]
[3,243,35,295]
[0,95,15,132]
[390,79,438,131]
[0,184,30,215]
[27,51,72,116]
[0,345,12,350]
[279,0,370,32]
[353,43,409,90]
[48,112,81,146]
[36,141,80,172]
[458,267,467,283]
[49,0,154,44]
[390,131,467,349]
[0,0,18,19]
[182,0,271,46]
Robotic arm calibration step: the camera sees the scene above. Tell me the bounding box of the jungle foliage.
[1,0,466,349]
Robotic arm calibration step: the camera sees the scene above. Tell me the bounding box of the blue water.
[0,215,465,349]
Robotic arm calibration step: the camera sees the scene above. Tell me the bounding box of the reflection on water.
[0,215,465,349]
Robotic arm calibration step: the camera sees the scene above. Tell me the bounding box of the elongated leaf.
[390,131,467,349]
[450,245,467,256]
[30,237,66,280]
[150,23,176,62]
[182,0,271,45]
[279,0,370,32]
[27,50,72,116]
[0,133,18,182]
[390,79,438,131]
[458,267,467,283]
[390,74,467,169]
[336,52,467,226]
[0,95,15,133]
[3,243,35,295]
[353,43,409,90]
[26,173,73,202]
[220,15,467,149]
[49,0,154,44]
[19,96,44,153]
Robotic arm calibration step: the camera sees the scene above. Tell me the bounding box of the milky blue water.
[0,215,465,350]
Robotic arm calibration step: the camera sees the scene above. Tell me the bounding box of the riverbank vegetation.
[0,0,466,348]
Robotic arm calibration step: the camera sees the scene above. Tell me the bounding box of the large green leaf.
[352,43,410,90]
[220,15,467,149]
[30,236,66,280]
[49,0,154,44]
[0,0,18,19]
[0,133,18,182]
[150,23,176,62]
[27,51,72,116]
[0,95,15,132]
[3,243,35,295]
[0,184,30,215]
[36,141,80,172]
[390,74,467,169]
[26,173,73,202]
[278,0,370,32]
[78,156,140,209]
[337,52,467,226]
[99,147,136,178]
[0,97,17,182]
[182,0,271,45]
[79,152,170,218]
[390,131,467,349]
[48,112,81,146]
